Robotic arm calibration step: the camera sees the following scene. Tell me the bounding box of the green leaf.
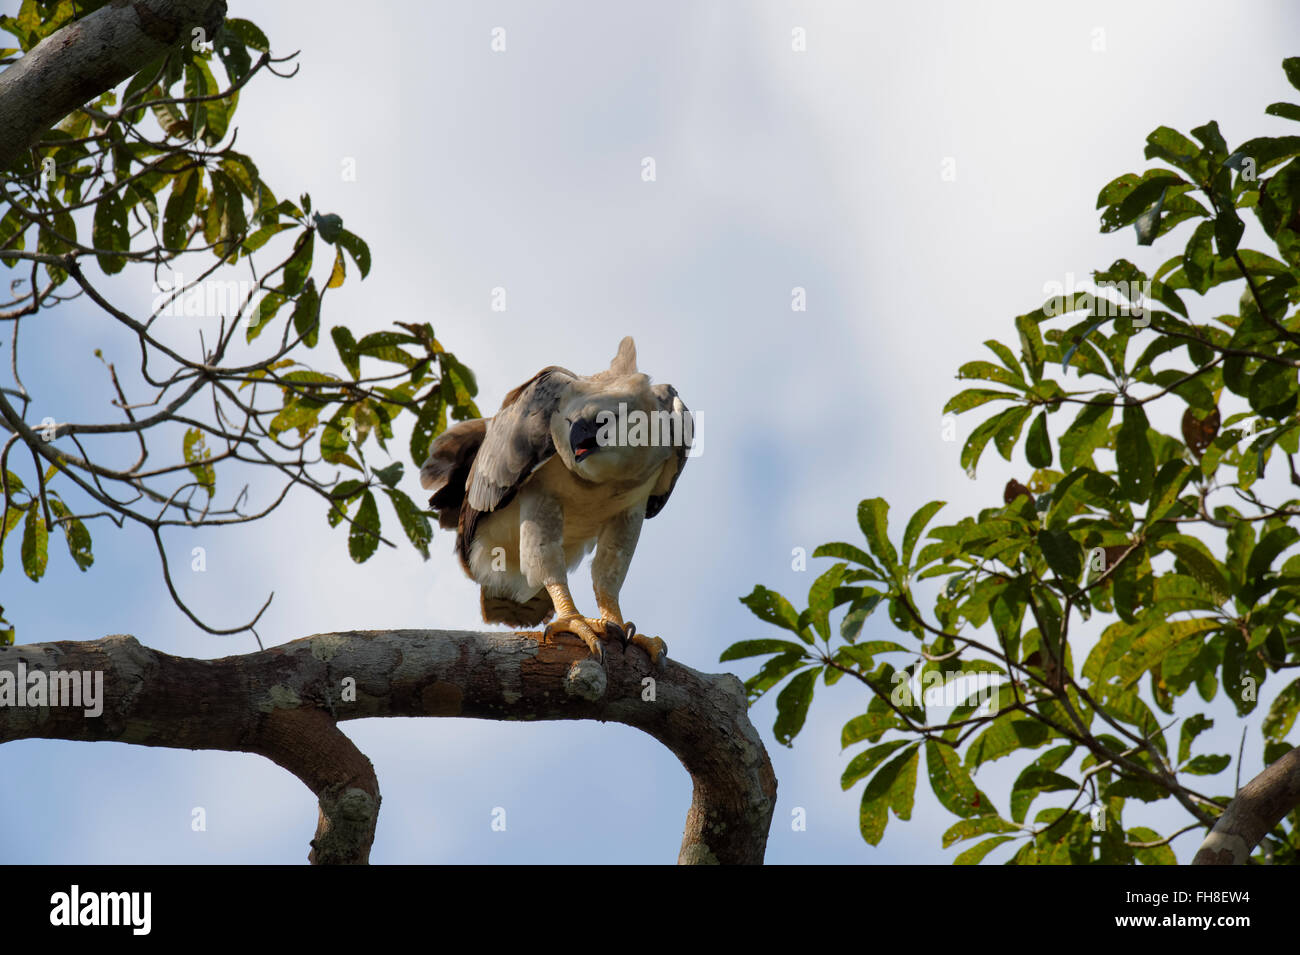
[281,230,315,295]
[214,22,252,81]
[383,487,431,559]
[313,212,344,242]
[1038,528,1082,582]
[327,246,346,288]
[373,461,404,487]
[1178,715,1212,765]
[842,740,911,790]
[337,228,371,278]
[745,651,809,700]
[842,710,903,747]
[1214,204,1245,258]
[409,390,447,464]
[943,815,1019,849]
[1157,535,1231,600]
[224,18,270,52]
[966,714,1050,770]
[332,326,361,379]
[1285,57,1300,93]
[1144,126,1205,180]
[162,168,200,249]
[290,279,320,347]
[773,667,819,747]
[1010,769,1077,824]
[48,499,92,571]
[1060,317,1109,373]
[183,427,215,496]
[954,835,1016,865]
[20,504,47,581]
[720,638,811,662]
[1128,828,1177,866]
[1025,410,1052,468]
[902,500,945,568]
[857,498,898,575]
[992,405,1032,460]
[1248,359,1299,417]
[1263,677,1300,740]
[858,745,920,845]
[962,405,1029,474]
[885,744,920,820]
[959,359,1024,390]
[927,739,993,818]
[242,219,294,254]
[1266,102,1300,123]
[739,585,810,641]
[1144,460,1192,526]
[1009,745,1075,823]
[246,291,285,342]
[838,596,886,642]
[1058,403,1113,471]
[943,388,1019,415]
[1134,185,1168,246]
[330,479,368,501]
[151,95,190,139]
[347,490,381,562]
[183,57,215,142]
[812,541,884,578]
[1183,754,1230,776]
[92,191,130,274]
[1116,403,1155,503]
[807,562,848,640]
[1119,618,1221,689]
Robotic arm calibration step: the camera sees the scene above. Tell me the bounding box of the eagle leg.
[543,582,623,661]
[621,620,668,670]
[591,588,633,649]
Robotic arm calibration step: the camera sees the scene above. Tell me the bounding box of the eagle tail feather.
[481,589,554,628]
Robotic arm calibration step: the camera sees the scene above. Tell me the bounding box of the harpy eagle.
[420,337,691,666]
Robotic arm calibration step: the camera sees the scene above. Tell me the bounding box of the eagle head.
[550,337,672,483]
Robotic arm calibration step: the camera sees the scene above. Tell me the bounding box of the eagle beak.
[569,417,601,462]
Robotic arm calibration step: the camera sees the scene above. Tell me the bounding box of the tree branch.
[0,0,228,171]
[0,629,777,864]
[1192,746,1300,864]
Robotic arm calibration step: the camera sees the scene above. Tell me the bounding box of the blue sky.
[3,0,1300,863]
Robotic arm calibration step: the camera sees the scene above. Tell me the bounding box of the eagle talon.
[602,620,628,648]
[545,614,618,661]
[627,629,667,668]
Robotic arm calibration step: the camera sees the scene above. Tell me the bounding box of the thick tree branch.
[1192,747,1300,864]
[0,0,228,171]
[0,629,777,864]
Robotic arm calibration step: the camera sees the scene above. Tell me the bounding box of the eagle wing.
[420,417,487,529]
[465,365,575,514]
[645,382,691,519]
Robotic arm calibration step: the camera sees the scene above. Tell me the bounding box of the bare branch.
[0,630,778,864]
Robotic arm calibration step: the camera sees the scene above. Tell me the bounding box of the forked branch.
[0,630,777,864]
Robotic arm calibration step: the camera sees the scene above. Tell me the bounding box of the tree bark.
[1192,746,1300,865]
[0,0,228,171]
[0,629,777,864]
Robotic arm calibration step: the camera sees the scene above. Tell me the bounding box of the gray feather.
[466,368,575,513]
[646,383,691,519]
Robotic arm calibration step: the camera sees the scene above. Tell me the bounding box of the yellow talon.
[544,614,621,660]
[623,621,668,668]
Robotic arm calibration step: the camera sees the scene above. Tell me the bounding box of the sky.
[3,0,1300,864]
